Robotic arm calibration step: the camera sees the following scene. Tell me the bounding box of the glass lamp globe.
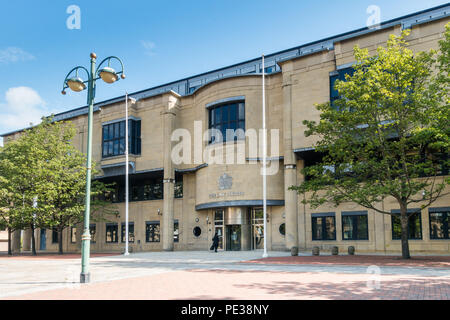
[99,67,119,84]
[67,77,87,92]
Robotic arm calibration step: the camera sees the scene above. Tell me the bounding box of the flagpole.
[124,93,130,256]
[262,55,268,259]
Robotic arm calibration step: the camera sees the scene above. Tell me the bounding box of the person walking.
[211,232,220,253]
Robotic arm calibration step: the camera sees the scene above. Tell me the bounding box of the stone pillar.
[241,209,251,251]
[11,230,21,253]
[282,71,299,251]
[161,93,179,252]
[22,229,32,251]
[297,159,307,250]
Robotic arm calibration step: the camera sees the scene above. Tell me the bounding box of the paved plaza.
[0,251,449,300]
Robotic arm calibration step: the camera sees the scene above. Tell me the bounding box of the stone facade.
[2,7,449,254]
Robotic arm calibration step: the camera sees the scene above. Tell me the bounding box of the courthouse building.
[2,4,450,254]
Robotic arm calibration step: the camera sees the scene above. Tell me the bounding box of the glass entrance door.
[251,208,264,250]
[214,209,224,250]
[226,225,241,251]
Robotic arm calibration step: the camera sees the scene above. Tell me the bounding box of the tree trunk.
[7,228,12,256]
[58,229,63,255]
[30,224,36,256]
[400,204,411,259]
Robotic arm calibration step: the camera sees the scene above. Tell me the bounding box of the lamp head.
[66,77,87,92]
[99,67,119,84]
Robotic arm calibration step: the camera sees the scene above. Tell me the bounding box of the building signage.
[209,173,244,199]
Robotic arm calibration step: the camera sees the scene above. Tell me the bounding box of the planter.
[331,246,339,256]
[312,246,320,256]
[348,246,355,255]
[291,246,299,256]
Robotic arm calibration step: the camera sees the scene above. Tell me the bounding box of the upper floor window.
[330,67,354,110]
[209,102,245,143]
[102,120,141,158]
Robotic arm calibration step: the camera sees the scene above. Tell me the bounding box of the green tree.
[291,29,449,259]
[0,119,116,255]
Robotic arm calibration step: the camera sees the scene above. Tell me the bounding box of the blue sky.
[0,0,448,145]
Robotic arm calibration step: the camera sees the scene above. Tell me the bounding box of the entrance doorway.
[40,229,46,251]
[251,208,264,250]
[226,225,241,251]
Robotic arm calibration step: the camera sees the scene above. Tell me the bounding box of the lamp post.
[62,53,125,283]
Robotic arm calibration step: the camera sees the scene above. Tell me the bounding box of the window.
[429,208,450,240]
[70,227,77,244]
[174,220,179,243]
[330,67,354,110]
[146,221,160,243]
[121,222,135,243]
[110,177,164,203]
[90,224,96,243]
[106,223,119,243]
[193,227,202,237]
[342,212,369,240]
[52,228,58,244]
[391,210,422,240]
[312,213,336,241]
[209,102,245,143]
[102,120,141,158]
[279,223,286,236]
[175,174,183,199]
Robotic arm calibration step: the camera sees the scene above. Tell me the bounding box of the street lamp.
[62,53,125,284]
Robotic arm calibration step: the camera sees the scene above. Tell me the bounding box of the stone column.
[161,93,179,252]
[11,230,21,253]
[22,229,32,251]
[282,71,299,251]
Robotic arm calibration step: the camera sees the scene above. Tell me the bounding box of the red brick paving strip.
[243,255,450,268]
[4,270,450,300]
[0,253,120,260]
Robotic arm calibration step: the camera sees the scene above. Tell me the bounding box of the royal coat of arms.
[218,173,233,190]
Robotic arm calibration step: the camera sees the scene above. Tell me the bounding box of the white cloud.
[0,47,35,64]
[0,87,48,134]
[141,41,156,56]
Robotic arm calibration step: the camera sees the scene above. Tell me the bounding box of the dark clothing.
[211,234,219,252]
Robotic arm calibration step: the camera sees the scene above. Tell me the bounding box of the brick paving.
[0,253,120,260]
[1,251,448,300]
[244,255,450,268]
[4,269,449,300]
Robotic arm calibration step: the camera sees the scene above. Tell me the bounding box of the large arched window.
[208,102,245,143]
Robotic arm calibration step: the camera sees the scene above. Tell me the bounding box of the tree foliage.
[291,27,449,259]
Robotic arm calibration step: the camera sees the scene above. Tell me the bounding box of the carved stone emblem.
[218,173,233,190]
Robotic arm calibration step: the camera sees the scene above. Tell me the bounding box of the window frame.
[391,209,423,240]
[311,213,336,241]
[105,223,119,243]
[102,119,141,159]
[341,211,369,241]
[208,101,245,144]
[146,221,160,243]
[121,222,135,243]
[429,207,450,240]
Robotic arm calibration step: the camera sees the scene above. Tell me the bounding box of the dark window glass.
[89,224,96,243]
[330,67,354,110]
[193,227,202,237]
[174,221,179,243]
[312,215,336,240]
[429,210,450,240]
[106,223,118,243]
[52,228,58,244]
[342,214,369,240]
[121,222,135,243]
[209,102,245,143]
[279,223,286,236]
[70,227,77,244]
[102,120,141,158]
[146,222,160,243]
[391,211,422,240]
[175,175,183,199]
